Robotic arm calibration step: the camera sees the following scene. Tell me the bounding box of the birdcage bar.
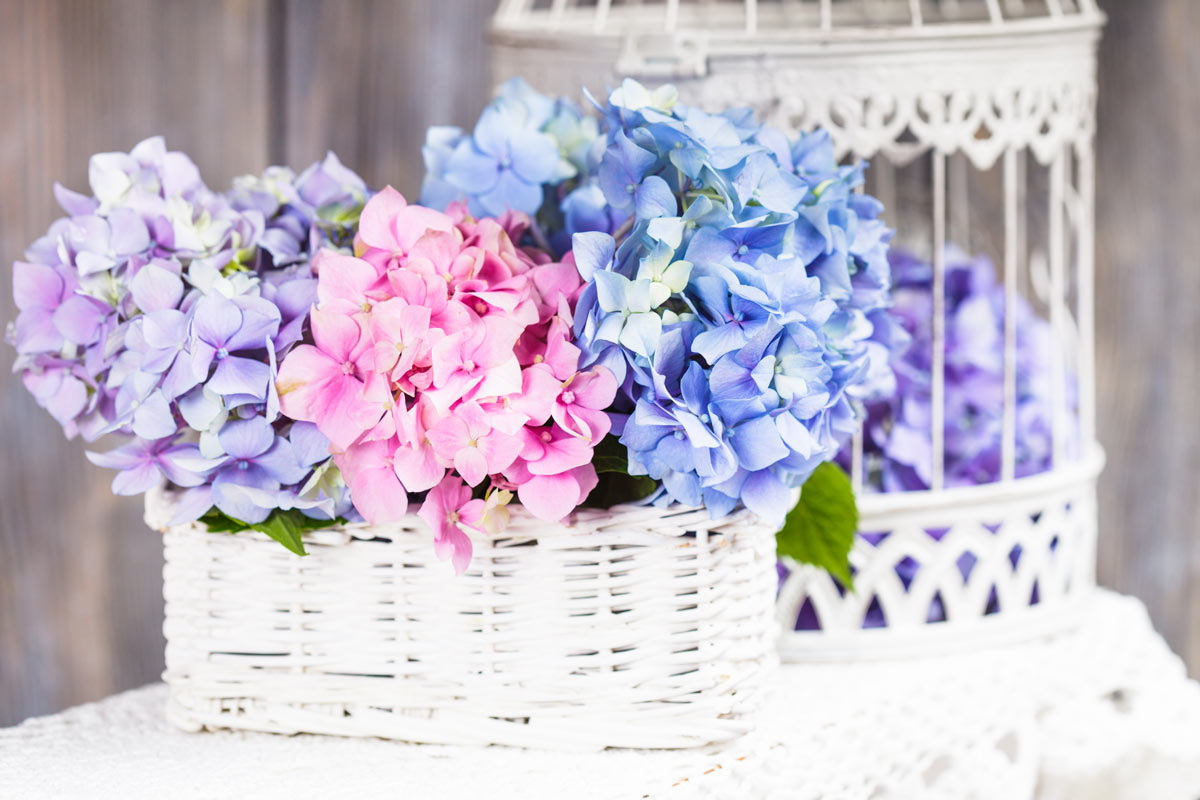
[908,0,923,26]
[1002,147,1019,482]
[1049,148,1068,466]
[930,150,947,490]
[1077,141,1096,446]
[948,153,971,249]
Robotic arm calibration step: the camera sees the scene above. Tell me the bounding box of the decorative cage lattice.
[491,0,1105,656]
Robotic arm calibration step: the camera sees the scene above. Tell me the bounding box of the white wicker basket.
[150,491,778,750]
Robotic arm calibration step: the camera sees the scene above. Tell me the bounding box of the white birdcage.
[491,0,1105,658]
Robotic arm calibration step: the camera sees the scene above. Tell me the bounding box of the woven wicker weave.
[150,490,778,750]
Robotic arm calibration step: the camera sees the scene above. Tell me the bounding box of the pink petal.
[478,430,523,475]
[344,464,409,524]
[572,367,619,410]
[310,374,373,451]
[276,344,341,423]
[516,472,582,522]
[315,252,381,308]
[434,523,474,576]
[310,308,364,363]
[508,364,558,426]
[425,415,469,460]
[453,446,488,486]
[393,445,444,493]
[357,186,410,250]
[527,433,593,476]
[470,356,522,401]
[470,316,523,366]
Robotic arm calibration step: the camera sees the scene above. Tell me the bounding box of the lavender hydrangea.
[845,246,1071,492]
[8,137,365,526]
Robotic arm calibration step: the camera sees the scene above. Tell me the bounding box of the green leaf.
[584,437,660,508]
[776,462,858,591]
[198,509,246,533]
[253,510,309,557]
[199,508,348,557]
[592,435,632,474]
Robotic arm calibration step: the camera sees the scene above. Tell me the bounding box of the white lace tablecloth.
[2,590,1199,799]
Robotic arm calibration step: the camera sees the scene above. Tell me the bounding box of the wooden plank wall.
[0,0,496,726]
[1093,0,1200,672]
[0,0,1195,725]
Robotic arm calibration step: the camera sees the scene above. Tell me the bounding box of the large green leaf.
[776,462,858,591]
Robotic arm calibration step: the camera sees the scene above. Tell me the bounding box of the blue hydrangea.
[569,81,893,524]
[419,78,587,218]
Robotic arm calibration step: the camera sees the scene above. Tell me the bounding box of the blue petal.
[478,169,544,216]
[741,469,791,524]
[571,232,616,282]
[635,175,677,220]
[730,414,789,471]
[216,416,276,459]
[444,140,500,195]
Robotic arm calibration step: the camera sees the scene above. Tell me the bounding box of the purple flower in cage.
[845,245,1075,493]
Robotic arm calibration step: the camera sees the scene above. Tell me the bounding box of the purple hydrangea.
[8,137,365,526]
[844,246,1074,492]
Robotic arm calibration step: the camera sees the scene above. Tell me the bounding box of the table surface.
[3,590,1199,800]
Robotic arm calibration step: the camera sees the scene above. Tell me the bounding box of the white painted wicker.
[490,0,1106,658]
[149,490,778,750]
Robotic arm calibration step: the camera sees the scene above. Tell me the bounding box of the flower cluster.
[564,81,893,524]
[420,78,596,222]
[276,187,616,572]
[8,137,367,526]
[845,246,1071,492]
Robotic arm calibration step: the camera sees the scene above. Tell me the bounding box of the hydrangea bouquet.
[11,79,894,580]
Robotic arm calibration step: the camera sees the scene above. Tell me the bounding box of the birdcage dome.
[492,0,1104,169]
[493,0,1103,46]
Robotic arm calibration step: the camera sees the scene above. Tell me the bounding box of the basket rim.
[146,484,768,547]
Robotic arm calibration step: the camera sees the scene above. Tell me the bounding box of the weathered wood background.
[0,0,1194,725]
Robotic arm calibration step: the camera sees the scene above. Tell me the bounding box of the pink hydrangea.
[277,187,616,573]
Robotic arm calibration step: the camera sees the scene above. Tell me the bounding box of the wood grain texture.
[0,0,274,726]
[1,0,1197,727]
[278,0,498,196]
[1094,0,1200,676]
[0,0,499,727]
